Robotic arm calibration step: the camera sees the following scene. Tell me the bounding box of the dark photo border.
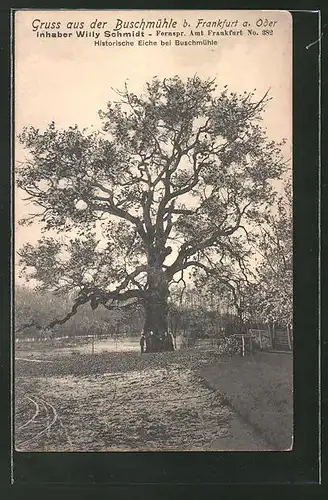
[0,3,322,497]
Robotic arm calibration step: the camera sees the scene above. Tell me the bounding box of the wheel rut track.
[15,394,72,451]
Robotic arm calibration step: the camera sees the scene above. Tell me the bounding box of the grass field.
[200,352,293,450]
[15,339,292,452]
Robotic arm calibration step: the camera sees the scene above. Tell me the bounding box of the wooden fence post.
[272,322,276,348]
[241,334,245,357]
[286,325,292,350]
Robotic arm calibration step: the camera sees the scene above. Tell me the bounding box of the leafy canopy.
[17,76,287,324]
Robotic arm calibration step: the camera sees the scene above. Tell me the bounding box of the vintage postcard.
[14,9,293,452]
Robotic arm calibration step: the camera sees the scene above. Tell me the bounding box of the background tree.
[17,76,287,350]
[245,180,292,326]
[202,180,292,328]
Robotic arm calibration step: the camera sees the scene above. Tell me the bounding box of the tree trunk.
[142,269,173,352]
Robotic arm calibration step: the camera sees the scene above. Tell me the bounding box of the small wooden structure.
[231,333,254,357]
[272,326,293,351]
[248,328,273,351]
[232,325,293,356]
[248,326,293,353]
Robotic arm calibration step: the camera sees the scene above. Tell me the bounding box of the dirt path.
[16,368,224,451]
[15,369,268,451]
[210,416,269,451]
[15,349,276,452]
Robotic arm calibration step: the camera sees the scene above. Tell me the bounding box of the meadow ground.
[200,352,293,450]
[14,338,292,452]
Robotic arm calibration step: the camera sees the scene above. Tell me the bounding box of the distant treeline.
[15,286,143,338]
[15,286,274,341]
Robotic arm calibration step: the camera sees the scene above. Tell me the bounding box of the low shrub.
[215,336,241,356]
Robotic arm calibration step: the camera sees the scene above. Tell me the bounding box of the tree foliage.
[17,76,287,333]
[199,180,292,326]
[245,181,292,325]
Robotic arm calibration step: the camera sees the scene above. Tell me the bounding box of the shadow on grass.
[199,352,293,451]
[15,348,218,378]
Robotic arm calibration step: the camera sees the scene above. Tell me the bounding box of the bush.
[215,335,241,356]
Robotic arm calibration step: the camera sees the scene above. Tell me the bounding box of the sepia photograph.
[14,9,293,453]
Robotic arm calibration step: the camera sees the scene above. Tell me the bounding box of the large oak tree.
[17,76,287,349]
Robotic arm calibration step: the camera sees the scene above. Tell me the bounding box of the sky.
[14,9,292,283]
